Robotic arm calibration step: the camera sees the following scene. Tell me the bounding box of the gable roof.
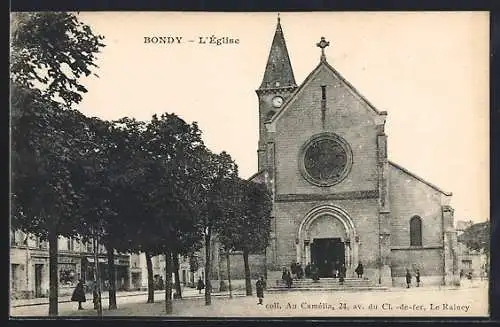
[248,170,266,184]
[389,160,452,196]
[267,59,387,125]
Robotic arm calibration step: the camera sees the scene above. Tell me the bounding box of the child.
[256,276,266,305]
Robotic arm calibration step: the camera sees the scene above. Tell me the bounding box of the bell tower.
[256,14,298,171]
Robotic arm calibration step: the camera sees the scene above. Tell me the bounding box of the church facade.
[250,18,459,286]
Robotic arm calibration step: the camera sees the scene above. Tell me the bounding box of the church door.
[311,238,345,278]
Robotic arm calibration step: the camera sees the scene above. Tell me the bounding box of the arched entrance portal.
[296,205,358,278]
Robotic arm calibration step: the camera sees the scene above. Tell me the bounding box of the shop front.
[58,255,82,296]
[81,255,130,292]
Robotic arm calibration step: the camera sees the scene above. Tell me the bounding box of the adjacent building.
[455,220,488,278]
[10,229,131,299]
[129,252,204,291]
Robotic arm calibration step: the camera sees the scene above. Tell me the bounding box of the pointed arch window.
[410,216,422,246]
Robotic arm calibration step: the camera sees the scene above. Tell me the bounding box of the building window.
[321,85,327,100]
[11,264,20,290]
[59,263,78,287]
[410,216,423,246]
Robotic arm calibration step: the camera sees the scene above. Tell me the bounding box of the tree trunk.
[264,247,268,280]
[93,236,103,317]
[173,253,182,299]
[145,251,154,303]
[48,229,59,316]
[226,251,233,299]
[204,228,212,305]
[164,251,173,314]
[243,248,252,296]
[105,242,117,310]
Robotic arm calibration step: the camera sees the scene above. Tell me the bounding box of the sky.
[74,12,489,223]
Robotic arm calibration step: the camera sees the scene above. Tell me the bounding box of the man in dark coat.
[197,277,205,294]
[339,264,347,284]
[286,270,293,288]
[256,276,266,305]
[355,262,364,278]
[406,269,412,288]
[297,263,303,279]
[415,269,421,287]
[290,262,297,280]
[71,280,86,310]
[158,276,165,290]
[92,282,99,310]
[282,268,288,282]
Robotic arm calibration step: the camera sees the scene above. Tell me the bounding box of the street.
[10,281,488,318]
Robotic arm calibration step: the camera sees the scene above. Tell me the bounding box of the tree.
[10,12,104,316]
[11,12,105,109]
[216,177,246,299]
[458,221,490,253]
[11,87,90,316]
[232,180,273,296]
[198,152,239,305]
[189,254,200,286]
[139,113,207,313]
[69,115,116,313]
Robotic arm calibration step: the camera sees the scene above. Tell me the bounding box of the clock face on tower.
[272,96,284,108]
[299,133,353,187]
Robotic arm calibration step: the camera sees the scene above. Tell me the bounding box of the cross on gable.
[316,37,330,61]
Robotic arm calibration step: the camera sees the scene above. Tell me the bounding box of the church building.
[250,17,459,286]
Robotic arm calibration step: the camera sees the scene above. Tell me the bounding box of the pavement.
[10,280,488,318]
[11,286,247,308]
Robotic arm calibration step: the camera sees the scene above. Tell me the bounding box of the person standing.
[71,279,86,310]
[355,262,364,279]
[286,270,293,288]
[282,268,288,282]
[311,264,320,282]
[415,269,421,287]
[158,276,165,290]
[297,262,303,279]
[92,281,99,310]
[256,276,266,305]
[290,262,297,280]
[339,264,347,285]
[334,261,340,278]
[405,269,412,288]
[305,263,311,279]
[197,277,205,294]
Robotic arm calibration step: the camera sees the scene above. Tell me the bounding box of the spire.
[258,15,297,90]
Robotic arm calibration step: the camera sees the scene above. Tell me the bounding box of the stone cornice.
[391,245,443,251]
[255,86,297,95]
[275,190,379,202]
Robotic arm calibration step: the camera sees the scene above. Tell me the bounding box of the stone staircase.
[267,277,389,292]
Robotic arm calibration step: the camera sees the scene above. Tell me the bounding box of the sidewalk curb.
[11,291,248,308]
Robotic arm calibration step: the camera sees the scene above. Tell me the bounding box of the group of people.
[459,269,473,281]
[405,269,421,288]
[281,261,365,287]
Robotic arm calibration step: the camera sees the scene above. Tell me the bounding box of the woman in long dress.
[71,280,86,310]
